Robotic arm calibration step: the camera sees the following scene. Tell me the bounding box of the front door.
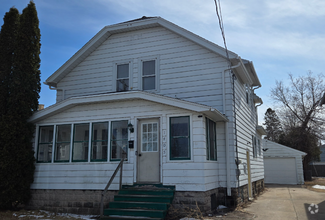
[137,119,160,183]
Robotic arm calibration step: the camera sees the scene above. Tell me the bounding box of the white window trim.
[166,114,193,162]
[138,56,160,92]
[113,60,133,92]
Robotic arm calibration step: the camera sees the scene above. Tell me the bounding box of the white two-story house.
[28,17,266,214]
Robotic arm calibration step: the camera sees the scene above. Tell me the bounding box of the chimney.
[38,104,44,111]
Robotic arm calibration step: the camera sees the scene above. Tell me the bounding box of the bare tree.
[271,72,325,138]
[271,72,324,167]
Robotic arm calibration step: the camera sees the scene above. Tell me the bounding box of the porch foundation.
[26,179,264,215]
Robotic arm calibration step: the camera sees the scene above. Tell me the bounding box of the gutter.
[44,82,64,101]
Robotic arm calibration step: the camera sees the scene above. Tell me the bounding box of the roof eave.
[29,91,228,123]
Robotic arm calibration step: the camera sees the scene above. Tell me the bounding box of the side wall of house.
[229,76,264,188]
[56,27,228,112]
[32,99,227,192]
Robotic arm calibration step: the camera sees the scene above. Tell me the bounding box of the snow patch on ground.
[312,185,325,189]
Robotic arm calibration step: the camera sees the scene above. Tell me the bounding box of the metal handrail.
[100,151,126,218]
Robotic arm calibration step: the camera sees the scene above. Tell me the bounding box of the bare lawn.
[304,177,325,193]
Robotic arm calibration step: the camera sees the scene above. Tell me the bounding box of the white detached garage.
[262,140,306,185]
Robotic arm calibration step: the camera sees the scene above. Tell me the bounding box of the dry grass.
[304,177,325,193]
[166,202,204,220]
[0,209,97,220]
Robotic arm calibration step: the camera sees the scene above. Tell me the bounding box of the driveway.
[243,184,325,220]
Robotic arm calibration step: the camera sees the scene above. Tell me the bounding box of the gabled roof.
[29,91,228,123]
[262,139,307,156]
[45,16,260,87]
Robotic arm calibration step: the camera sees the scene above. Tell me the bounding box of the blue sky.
[1,0,324,124]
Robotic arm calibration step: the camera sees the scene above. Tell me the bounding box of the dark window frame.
[206,118,217,161]
[72,123,90,162]
[169,116,191,160]
[37,125,54,163]
[91,122,109,162]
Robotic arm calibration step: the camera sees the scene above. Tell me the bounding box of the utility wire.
[213,0,231,68]
[213,0,241,202]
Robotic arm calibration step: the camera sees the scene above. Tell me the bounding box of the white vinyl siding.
[55,27,227,111]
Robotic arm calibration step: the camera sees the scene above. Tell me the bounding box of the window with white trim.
[116,64,129,92]
[206,118,217,161]
[142,60,156,90]
[170,116,190,160]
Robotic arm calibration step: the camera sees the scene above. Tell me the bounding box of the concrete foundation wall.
[26,179,264,215]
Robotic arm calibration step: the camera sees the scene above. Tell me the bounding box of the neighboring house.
[320,145,325,162]
[308,145,325,177]
[263,140,306,185]
[28,17,265,214]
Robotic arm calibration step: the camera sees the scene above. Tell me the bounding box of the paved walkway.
[243,185,325,220]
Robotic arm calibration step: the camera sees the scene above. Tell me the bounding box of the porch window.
[142,60,155,90]
[55,124,71,162]
[72,123,89,162]
[206,118,217,161]
[37,126,54,163]
[170,116,190,160]
[110,120,128,161]
[91,122,108,161]
[116,64,129,92]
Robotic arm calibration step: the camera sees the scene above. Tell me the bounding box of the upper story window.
[142,60,156,90]
[116,64,129,92]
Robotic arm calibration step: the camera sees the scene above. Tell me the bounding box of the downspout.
[223,60,241,196]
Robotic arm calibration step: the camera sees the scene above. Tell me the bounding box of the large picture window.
[142,60,155,90]
[72,123,89,162]
[170,116,190,160]
[206,118,217,161]
[110,121,128,160]
[37,126,54,163]
[116,64,129,92]
[55,124,71,162]
[91,122,108,161]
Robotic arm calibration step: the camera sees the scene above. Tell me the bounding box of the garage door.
[264,157,297,184]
